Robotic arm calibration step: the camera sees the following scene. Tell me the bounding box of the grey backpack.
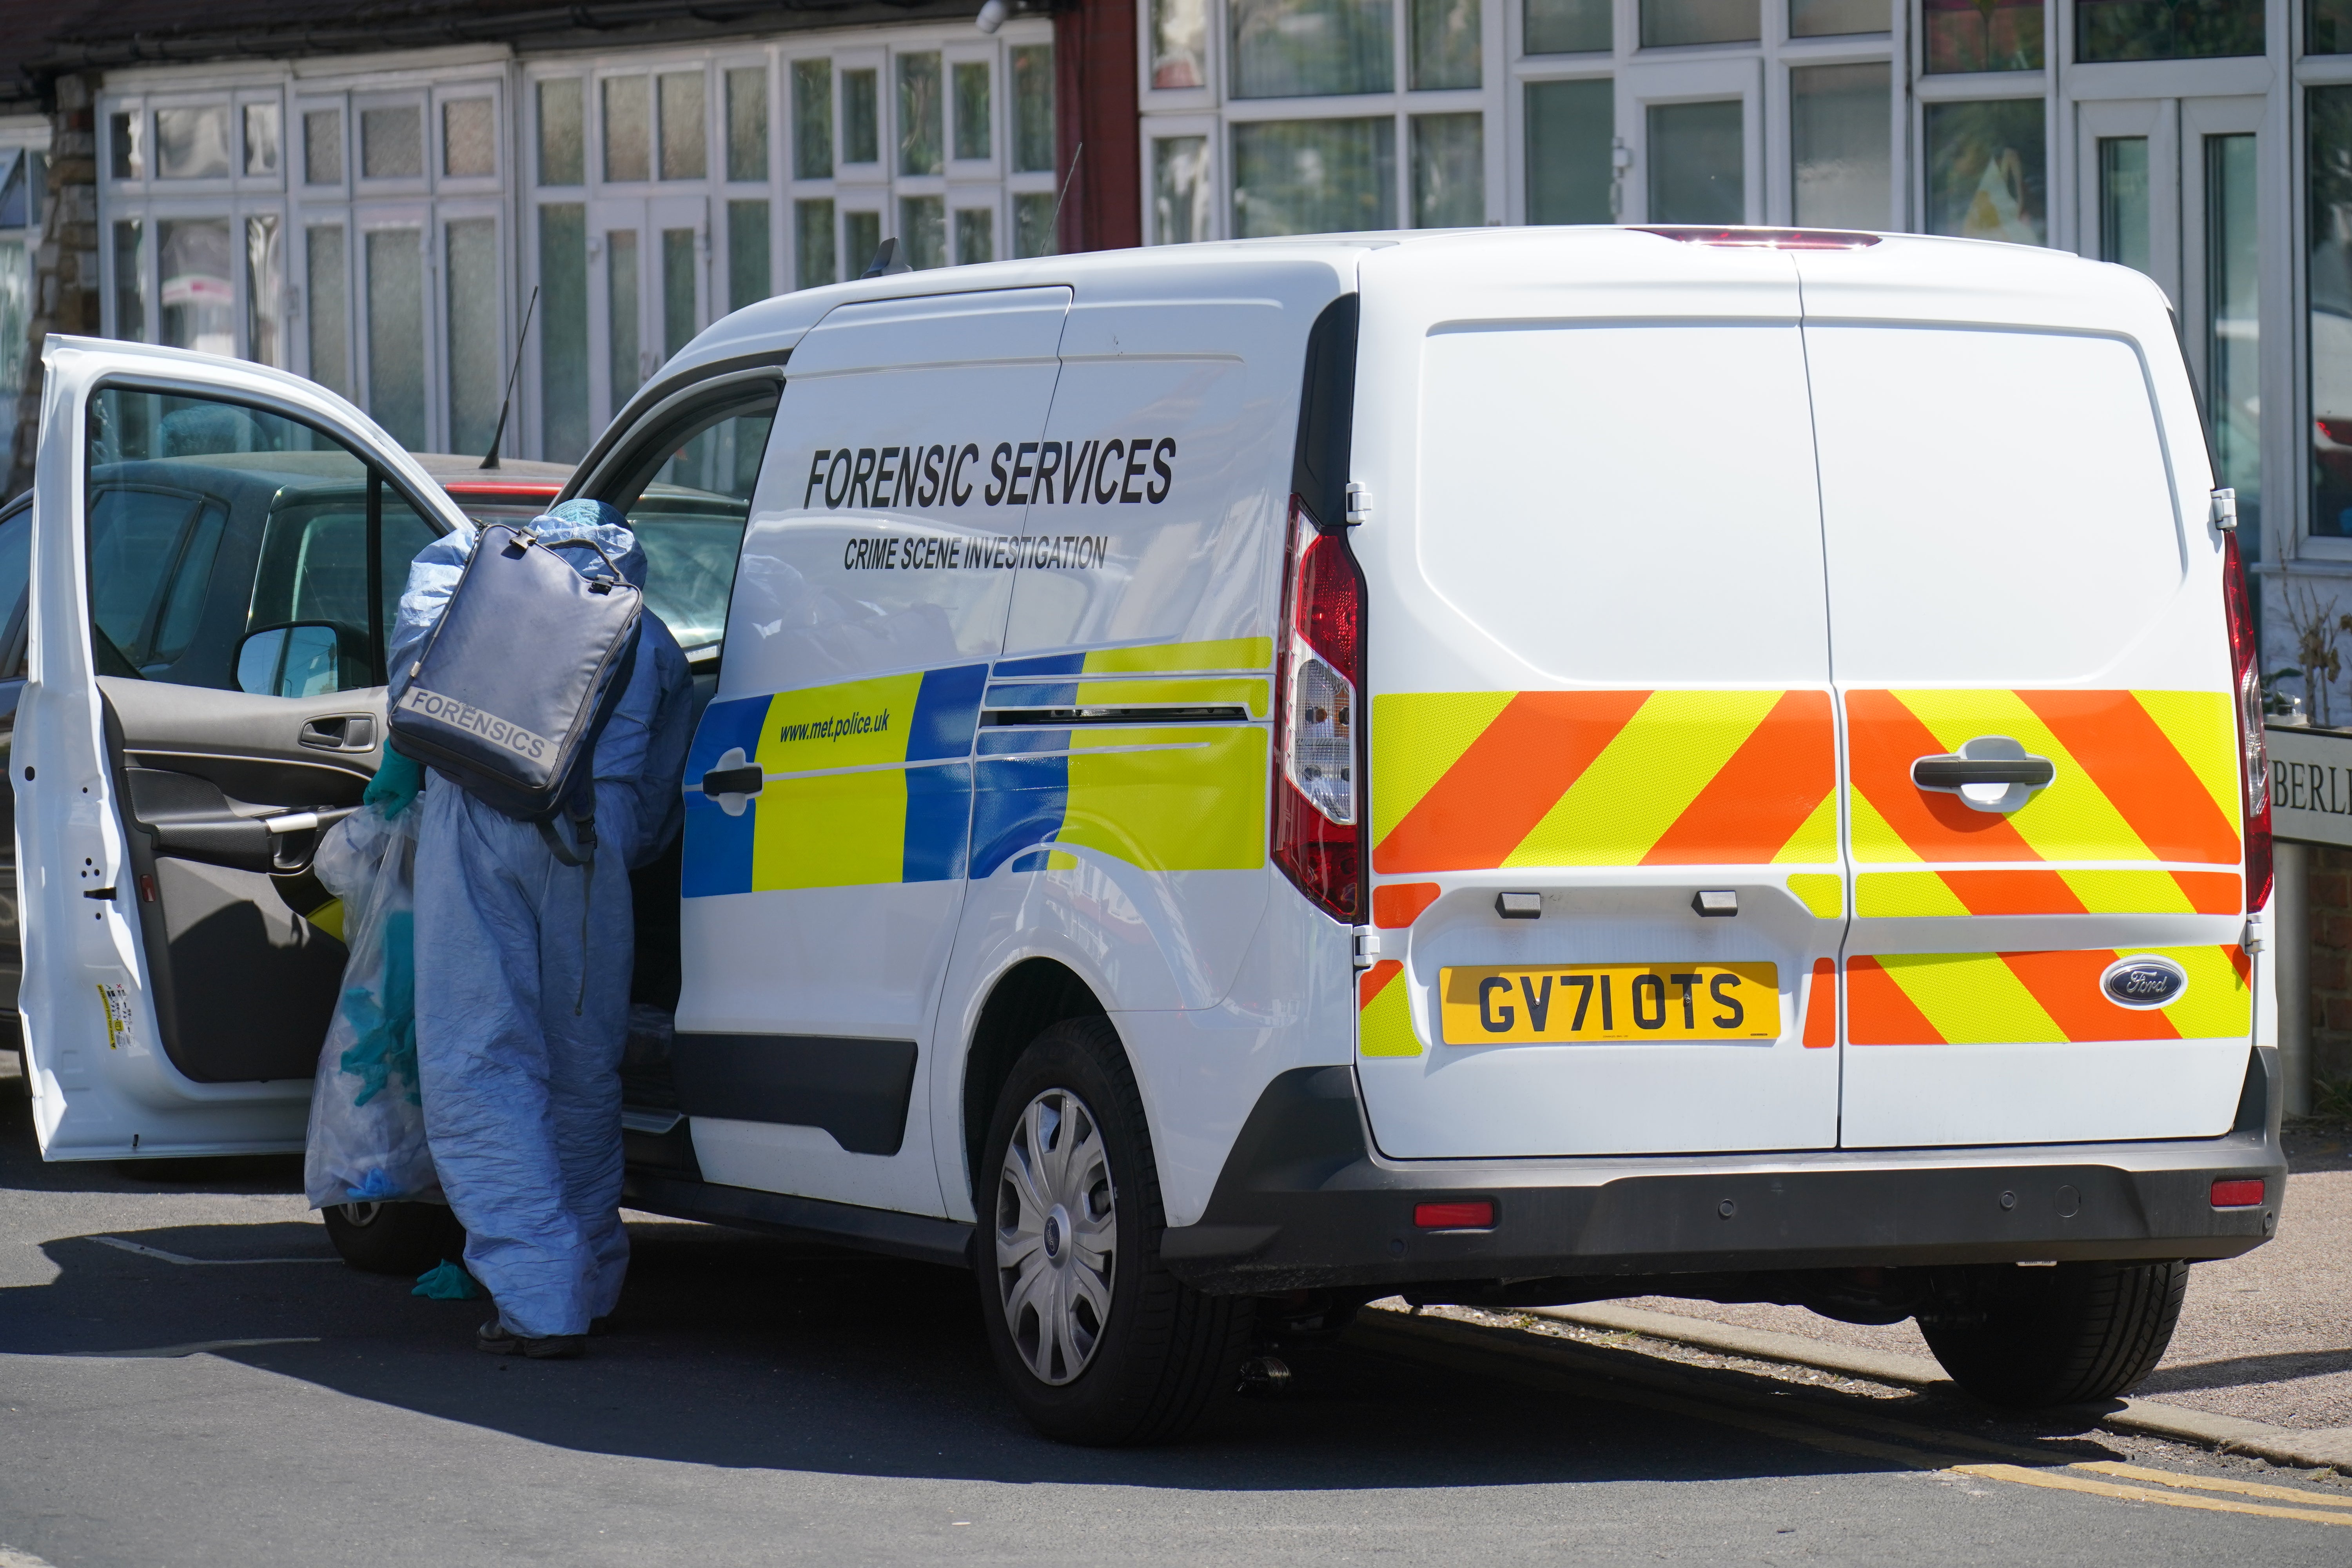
[387,523,642,864]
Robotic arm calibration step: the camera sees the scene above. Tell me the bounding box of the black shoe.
[476,1318,586,1360]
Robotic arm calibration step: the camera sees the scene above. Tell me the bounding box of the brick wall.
[4,73,101,499]
[2310,846,2352,1082]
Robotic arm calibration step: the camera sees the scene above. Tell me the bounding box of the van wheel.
[976,1016,1253,1446]
[321,1200,467,1277]
[1919,1260,2189,1408]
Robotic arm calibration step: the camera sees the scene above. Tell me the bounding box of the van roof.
[673,226,2160,385]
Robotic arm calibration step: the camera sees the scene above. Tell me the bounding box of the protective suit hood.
[524,499,649,590]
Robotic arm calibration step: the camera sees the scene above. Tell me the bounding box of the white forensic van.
[13,226,2284,1445]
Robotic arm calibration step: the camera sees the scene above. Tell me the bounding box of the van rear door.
[1796,245,2254,1149]
[1352,233,1846,1160]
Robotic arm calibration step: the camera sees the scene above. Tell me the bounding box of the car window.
[84,387,443,693]
[619,406,775,652]
[0,503,33,679]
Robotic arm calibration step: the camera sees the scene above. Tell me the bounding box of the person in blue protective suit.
[388,499,695,1359]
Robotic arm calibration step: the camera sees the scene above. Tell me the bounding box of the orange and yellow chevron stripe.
[1855,868,2242,918]
[1846,945,2250,1045]
[1359,959,1420,1057]
[1372,690,1837,873]
[1846,689,2240,867]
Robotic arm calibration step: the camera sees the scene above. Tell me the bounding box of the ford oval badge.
[2101,955,2188,1010]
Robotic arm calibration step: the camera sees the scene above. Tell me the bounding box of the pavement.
[9,1057,2352,1564]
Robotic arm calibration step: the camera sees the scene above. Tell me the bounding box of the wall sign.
[2267,724,2352,846]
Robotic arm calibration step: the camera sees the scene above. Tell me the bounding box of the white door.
[2075,95,2266,535]
[589,196,711,426]
[1617,58,1763,226]
[19,336,465,1158]
[675,287,1070,1215]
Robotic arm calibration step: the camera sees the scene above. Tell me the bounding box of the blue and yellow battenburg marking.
[684,664,985,896]
[684,639,1274,897]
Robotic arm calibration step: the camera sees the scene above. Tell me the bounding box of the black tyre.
[1919,1260,2189,1408]
[976,1016,1253,1446]
[321,1200,467,1276]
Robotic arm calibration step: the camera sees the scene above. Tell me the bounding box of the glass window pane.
[366,228,426,449]
[539,204,589,461]
[1411,0,1481,90]
[728,67,769,181]
[660,72,708,180]
[632,406,776,650]
[111,112,145,180]
[604,77,651,182]
[1791,61,1889,230]
[539,80,585,185]
[1647,100,1743,224]
[2098,136,2152,274]
[1012,46,1056,172]
[0,153,23,229]
[608,228,641,407]
[1789,0,1887,34]
[2079,0,2261,61]
[899,53,944,176]
[1232,0,1396,99]
[243,104,280,176]
[303,110,341,185]
[1232,117,1397,235]
[156,107,232,179]
[446,218,500,458]
[443,98,495,178]
[843,69,880,165]
[1525,0,1612,52]
[2207,133,2259,556]
[662,227,696,358]
[113,220,148,341]
[0,508,28,679]
[1411,113,1483,227]
[306,227,351,400]
[795,198,838,288]
[245,215,283,369]
[792,60,835,178]
[1526,78,1613,223]
[955,207,995,265]
[360,105,423,179]
[729,199,771,312]
[954,62,992,161]
[1153,0,1209,87]
[2318,0,2352,53]
[2311,88,2352,534]
[158,218,234,355]
[900,195,947,268]
[1924,0,2043,71]
[0,238,26,405]
[1154,136,1212,243]
[1641,0,1760,46]
[845,210,882,274]
[1925,98,2045,245]
[25,151,40,227]
[1014,191,1058,256]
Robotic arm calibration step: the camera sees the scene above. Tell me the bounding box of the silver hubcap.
[995,1087,1117,1385]
[339,1202,382,1226]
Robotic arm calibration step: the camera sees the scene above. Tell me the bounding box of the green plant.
[2313,1075,2352,1122]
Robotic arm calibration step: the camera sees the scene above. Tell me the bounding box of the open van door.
[18,337,463,1158]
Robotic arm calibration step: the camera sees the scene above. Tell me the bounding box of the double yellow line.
[1363,1310,2352,1531]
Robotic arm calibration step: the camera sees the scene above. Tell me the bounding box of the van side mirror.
[237,622,366,698]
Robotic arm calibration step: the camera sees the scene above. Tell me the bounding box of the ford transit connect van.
[16,226,2283,1445]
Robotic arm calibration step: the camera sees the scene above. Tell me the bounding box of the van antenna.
[478,284,541,471]
[1046,142,1084,252]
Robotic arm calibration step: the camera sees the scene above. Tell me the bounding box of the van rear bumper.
[1160,1056,2286,1296]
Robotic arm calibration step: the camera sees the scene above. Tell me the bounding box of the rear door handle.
[1912,737,2053,814]
[700,766,764,796]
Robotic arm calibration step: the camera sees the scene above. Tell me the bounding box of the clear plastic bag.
[304,803,441,1207]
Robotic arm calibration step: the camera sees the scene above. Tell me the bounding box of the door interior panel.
[100,678,382,1084]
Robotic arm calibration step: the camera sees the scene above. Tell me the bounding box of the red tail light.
[2221,530,2272,912]
[1414,1201,1494,1229]
[2210,1178,2265,1209]
[1273,497,1365,921]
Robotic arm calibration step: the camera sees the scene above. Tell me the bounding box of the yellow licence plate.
[1438,962,1781,1045]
